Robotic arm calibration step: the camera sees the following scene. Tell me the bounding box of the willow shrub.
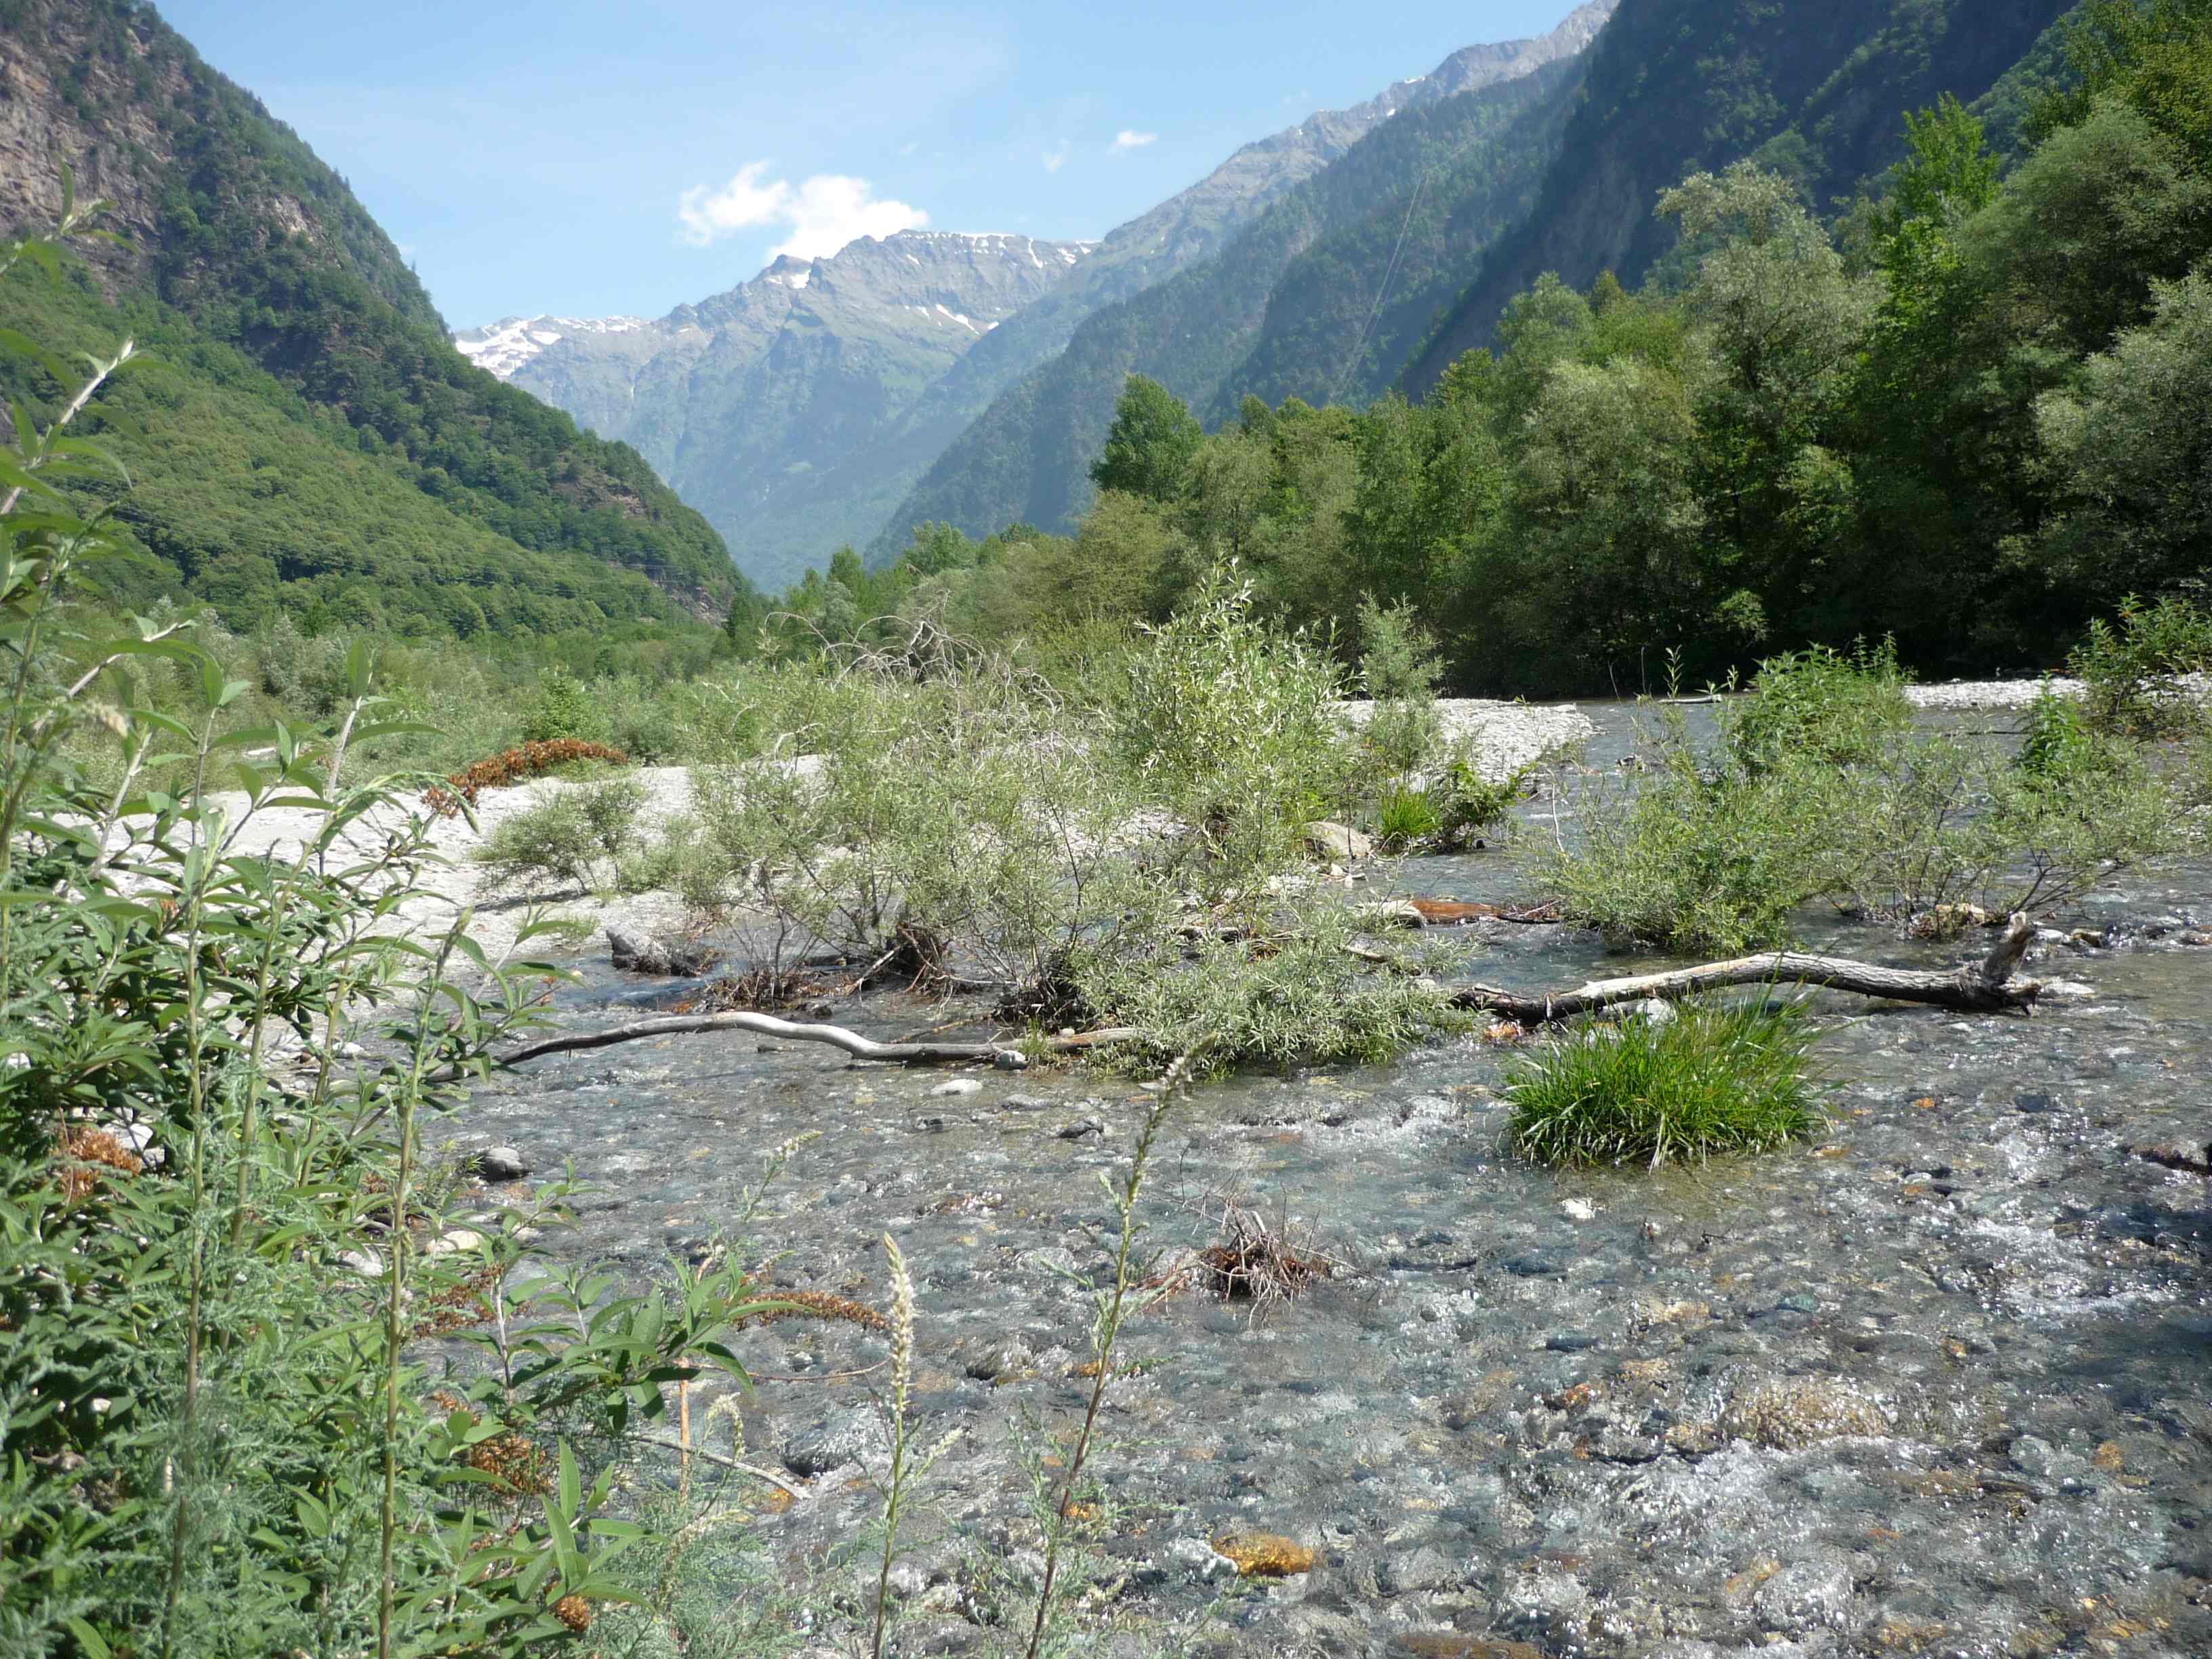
[1507,1001,1824,1168]
[1,197,789,1658]
[1548,645,2193,951]
[2068,594,2212,737]
[1107,564,1356,903]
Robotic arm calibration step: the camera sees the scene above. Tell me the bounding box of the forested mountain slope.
[464,232,1097,590]
[467,1,1615,584]
[869,1,1616,556]
[0,0,744,644]
[1400,0,2076,392]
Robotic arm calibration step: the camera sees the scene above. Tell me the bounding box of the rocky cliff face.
[462,231,1094,587]
[0,0,438,329]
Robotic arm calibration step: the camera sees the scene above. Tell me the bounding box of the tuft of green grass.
[1376,785,1443,851]
[1505,1000,1824,1169]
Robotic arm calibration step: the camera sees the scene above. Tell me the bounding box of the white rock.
[426,1228,487,1258]
[930,1078,983,1098]
[1170,1536,1237,1581]
[1561,1197,1597,1222]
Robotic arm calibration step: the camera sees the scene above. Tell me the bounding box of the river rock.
[1378,1543,1456,1596]
[1151,1536,1228,1584]
[781,1406,878,1477]
[425,1227,487,1258]
[1305,820,1374,862]
[954,1334,1033,1382]
[606,927,717,977]
[470,1145,533,1183]
[2133,1139,2212,1176]
[930,1078,982,1099]
[1750,1550,1856,1635]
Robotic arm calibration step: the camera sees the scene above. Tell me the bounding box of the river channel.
[449,700,2212,1658]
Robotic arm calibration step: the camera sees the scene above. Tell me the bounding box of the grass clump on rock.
[1506,1000,1824,1169]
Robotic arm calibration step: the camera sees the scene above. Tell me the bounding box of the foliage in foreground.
[0,200,830,1658]
[1507,1001,1824,1169]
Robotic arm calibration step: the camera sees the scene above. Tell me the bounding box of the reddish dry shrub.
[468,1432,553,1495]
[411,1263,508,1338]
[734,1284,890,1333]
[424,739,630,815]
[55,1125,143,1202]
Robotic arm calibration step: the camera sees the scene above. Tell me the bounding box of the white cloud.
[677,161,928,259]
[1110,129,1157,152]
[1042,141,1070,173]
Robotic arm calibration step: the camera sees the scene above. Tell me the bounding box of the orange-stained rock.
[1211,1530,1318,1576]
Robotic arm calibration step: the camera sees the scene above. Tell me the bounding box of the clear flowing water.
[451,703,2212,1658]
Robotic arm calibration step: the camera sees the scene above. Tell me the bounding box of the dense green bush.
[1507,1001,1824,1168]
[520,668,612,745]
[1432,756,1532,848]
[476,779,647,895]
[2068,594,2212,736]
[1356,595,1446,779]
[1728,640,1913,773]
[1545,734,1841,954]
[1548,644,2193,950]
[1108,565,1353,890]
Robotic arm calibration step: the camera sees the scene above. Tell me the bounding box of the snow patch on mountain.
[454,314,649,379]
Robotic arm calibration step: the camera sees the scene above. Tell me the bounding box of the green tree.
[2034,0,2212,171]
[2035,269,2212,598]
[1089,375,1203,504]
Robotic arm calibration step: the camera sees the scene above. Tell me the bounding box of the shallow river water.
[451,703,2212,1658]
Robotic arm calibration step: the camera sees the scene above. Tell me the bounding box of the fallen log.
[487,1010,1141,1071]
[1450,913,2040,1023]
[467,916,2041,1077]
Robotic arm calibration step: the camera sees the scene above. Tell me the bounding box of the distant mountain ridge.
[462,1,1618,585]
[455,313,655,380]
[466,230,1095,588]
[869,1,1618,556]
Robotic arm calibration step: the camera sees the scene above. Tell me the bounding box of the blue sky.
[159,1,1571,327]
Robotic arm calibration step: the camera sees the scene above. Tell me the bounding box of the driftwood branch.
[470,917,2044,1077]
[489,1010,1141,1071]
[1452,913,2040,1024]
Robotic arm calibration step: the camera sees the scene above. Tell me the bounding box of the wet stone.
[1750,1550,1857,1635]
[954,1334,1033,1382]
[1378,1544,1457,1597]
[781,1406,877,1477]
[1501,1252,1567,1277]
[468,1144,532,1182]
